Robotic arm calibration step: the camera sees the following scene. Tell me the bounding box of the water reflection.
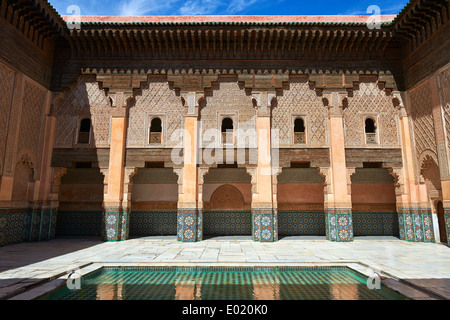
[61,269,406,300]
[330,284,359,300]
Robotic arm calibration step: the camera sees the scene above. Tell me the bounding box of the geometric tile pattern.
[129,211,177,236]
[397,209,434,242]
[0,207,58,247]
[325,209,353,242]
[445,213,450,246]
[277,211,325,236]
[252,209,278,242]
[177,209,201,242]
[203,211,251,236]
[0,208,31,247]
[56,210,103,236]
[352,212,399,237]
[103,207,129,241]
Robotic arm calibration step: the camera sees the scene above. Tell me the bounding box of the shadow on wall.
[51,76,107,241]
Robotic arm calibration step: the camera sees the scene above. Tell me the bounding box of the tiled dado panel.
[177,210,202,242]
[252,209,278,242]
[129,211,177,236]
[103,207,130,241]
[56,210,103,236]
[277,211,325,236]
[0,207,57,246]
[398,209,434,242]
[325,209,353,242]
[445,213,450,246]
[203,211,252,236]
[352,212,399,237]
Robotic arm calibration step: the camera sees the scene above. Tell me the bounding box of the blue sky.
[50,0,409,16]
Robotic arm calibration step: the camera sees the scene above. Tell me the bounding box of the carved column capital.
[180,91,204,116]
[252,91,276,116]
[322,91,348,117]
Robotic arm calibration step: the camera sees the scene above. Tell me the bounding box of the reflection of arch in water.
[209,184,244,210]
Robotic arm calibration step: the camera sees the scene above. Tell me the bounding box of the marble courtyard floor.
[0,236,448,300]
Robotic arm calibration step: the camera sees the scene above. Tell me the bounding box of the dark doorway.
[436,200,447,244]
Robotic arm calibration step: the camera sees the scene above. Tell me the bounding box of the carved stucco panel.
[273,78,327,147]
[409,80,436,159]
[200,79,256,143]
[127,76,183,147]
[344,82,400,147]
[54,76,111,147]
[0,63,15,173]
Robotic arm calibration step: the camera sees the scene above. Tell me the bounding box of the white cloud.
[226,0,258,14]
[178,0,222,15]
[119,0,178,15]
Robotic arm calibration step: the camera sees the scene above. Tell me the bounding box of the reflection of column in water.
[175,273,200,300]
[96,273,117,300]
[96,284,116,300]
[117,282,123,300]
[330,283,359,300]
[252,272,280,300]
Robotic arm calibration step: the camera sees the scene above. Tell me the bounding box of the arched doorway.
[129,167,178,237]
[56,167,104,236]
[277,166,325,237]
[436,200,448,244]
[203,168,252,237]
[351,167,399,237]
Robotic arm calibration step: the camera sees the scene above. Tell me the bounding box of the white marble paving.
[0,236,449,299]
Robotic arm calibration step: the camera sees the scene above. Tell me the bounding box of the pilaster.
[322,91,353,241]
[102,91,131,241]
[250,92,278,242]
[394,92,435,242]
[177,92,203,242]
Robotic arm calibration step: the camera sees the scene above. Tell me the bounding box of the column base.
[445,211,450,246]
[102,206,130,241]
[398,208,434,242]
[252,208,278,242]
[325,208,353,242]
[177,209,202,242]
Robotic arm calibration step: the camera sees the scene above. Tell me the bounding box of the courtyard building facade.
[0,0,449,246]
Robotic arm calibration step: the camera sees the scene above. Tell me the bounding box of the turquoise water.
[37,266,408,300]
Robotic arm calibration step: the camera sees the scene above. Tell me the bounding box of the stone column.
[102,92,130,241]
[323,92,353,241]
[393,92,434,242]
[250,92,278,242]
[177,92,202,242]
